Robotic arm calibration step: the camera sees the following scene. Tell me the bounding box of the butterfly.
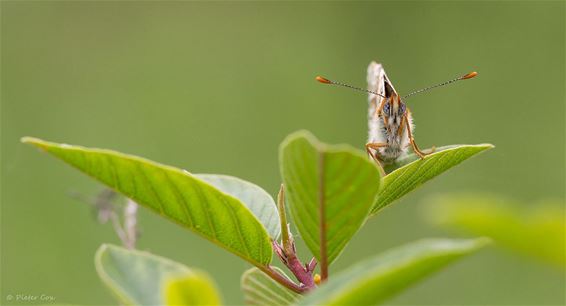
[317,61,477,175]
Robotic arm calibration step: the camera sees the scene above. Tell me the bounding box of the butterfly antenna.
[316,76,386,99]
[402,71,478,99]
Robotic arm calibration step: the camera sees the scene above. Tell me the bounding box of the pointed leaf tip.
[372,144,494,215]
[21,136,34,143]
[21,136,44,146]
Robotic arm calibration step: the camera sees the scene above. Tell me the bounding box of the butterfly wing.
[367,62,392,148]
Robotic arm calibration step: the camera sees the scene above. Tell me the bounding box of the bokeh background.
[2,1,564,305]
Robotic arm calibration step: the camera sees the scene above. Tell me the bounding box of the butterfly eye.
[399,103,406,115]
[382,103,390,116]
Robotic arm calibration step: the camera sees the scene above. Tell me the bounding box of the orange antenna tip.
[316,76,332,84]
[403,70,479,99]
[462,71,478,80]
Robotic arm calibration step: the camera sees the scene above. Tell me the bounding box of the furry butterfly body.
[366,62,415,163]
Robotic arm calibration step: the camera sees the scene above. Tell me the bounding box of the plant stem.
[318,152,328,281]
[272,185,316,292]
[258,265,307,293]
[283,248,316,289]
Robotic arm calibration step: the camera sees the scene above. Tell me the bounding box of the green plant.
[422,194,565,269]
[23,130,492,305]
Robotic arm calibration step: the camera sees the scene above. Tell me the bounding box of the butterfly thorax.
[382,95,406,142]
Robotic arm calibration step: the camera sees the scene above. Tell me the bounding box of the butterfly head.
[382,94,406,128]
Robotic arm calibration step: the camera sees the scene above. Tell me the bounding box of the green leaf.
[241,267,300,306]
[23,137,272,266]
[423,194,566,269]
[95,244,220,305]
[195,174,280,239]
[296,238,489,306]
[165,274,222,305]
[371,144,493,215]
[280,131,381,265]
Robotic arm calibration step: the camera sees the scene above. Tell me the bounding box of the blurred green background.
[2,1,564,305]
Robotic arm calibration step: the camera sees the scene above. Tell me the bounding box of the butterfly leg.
[365,142,388,176]
[404,115,429,159]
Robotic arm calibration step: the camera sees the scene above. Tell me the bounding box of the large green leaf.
[280,131,381,265]
[371,144,493,215]
[195,174,280,239]
[423,194,565,268]
[241,267,300,306]
[23,137,272,266]
[296,238,489,306]
[95,244,220,305]
[165,274,222,305]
